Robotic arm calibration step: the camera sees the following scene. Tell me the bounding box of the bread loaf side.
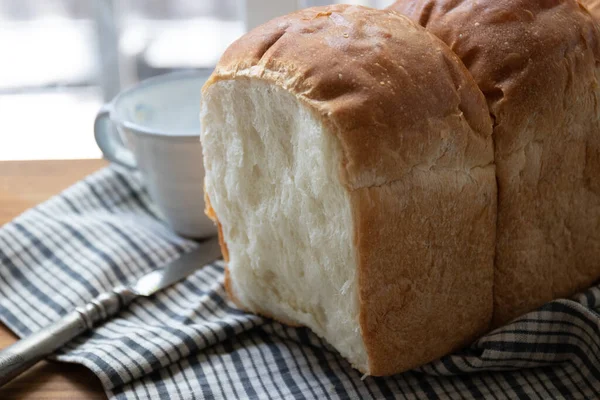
[389,0,600,325]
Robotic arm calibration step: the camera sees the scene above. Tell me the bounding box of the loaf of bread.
[388,0,600,326]
[200,5,497,375]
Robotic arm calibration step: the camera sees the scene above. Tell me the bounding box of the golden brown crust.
[205,186,241,308]
[581,0,600,21]
[204,4,496,375]
[390,0,600,325]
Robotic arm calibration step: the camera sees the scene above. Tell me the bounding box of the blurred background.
[0,0,394,161]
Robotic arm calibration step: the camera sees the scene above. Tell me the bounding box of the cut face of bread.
[201,79,367,371]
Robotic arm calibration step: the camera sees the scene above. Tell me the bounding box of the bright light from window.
[0,88,103,161]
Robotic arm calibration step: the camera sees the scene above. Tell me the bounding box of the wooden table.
[0,159,108,399]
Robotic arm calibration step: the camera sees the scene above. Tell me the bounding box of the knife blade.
[0,236,222,387]
[131,236,222,296]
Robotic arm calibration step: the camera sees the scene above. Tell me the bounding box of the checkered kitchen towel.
[1,165,599,399]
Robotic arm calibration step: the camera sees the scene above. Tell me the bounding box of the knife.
[0,236,222,387]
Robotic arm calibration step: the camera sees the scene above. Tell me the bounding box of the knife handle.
[0,285,135,387]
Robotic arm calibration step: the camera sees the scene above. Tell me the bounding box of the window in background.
[0,0,102,161]
[115,0,243,88]
[0,0,243,161]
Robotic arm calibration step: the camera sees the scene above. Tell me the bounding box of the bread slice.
[200,5,497,375]
[389,0,600,326]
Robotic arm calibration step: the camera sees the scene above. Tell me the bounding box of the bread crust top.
[204,4,494,190]
[388,0,600,159]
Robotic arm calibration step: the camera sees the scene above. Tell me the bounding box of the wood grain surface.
[0,159,108,399]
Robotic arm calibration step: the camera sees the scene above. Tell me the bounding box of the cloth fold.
[0,166,599,399]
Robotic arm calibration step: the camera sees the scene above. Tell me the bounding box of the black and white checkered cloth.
[1,165,599,399]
